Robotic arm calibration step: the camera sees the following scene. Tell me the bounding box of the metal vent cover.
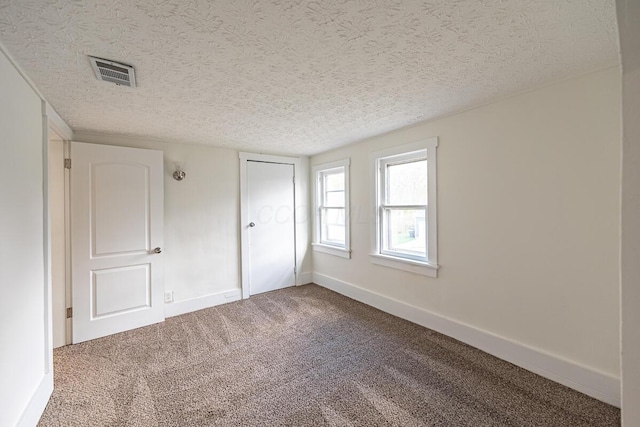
[89,56,136,87]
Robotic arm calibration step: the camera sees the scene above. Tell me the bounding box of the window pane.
[325,190,344,207]
[321,207,345,245]
[384,208,426,257]
[386,159,427,205]
[324,171,344,192]
[322,170,345,207]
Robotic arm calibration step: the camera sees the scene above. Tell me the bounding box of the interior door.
[70,142,164,343]
[247,161,296,295]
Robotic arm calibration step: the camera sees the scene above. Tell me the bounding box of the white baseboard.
[312,273,620,407]
[17,372,53,427]
[164,289,241,318]
[298,272,313,285]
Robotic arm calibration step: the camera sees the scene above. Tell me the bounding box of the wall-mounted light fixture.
[173,162,186,181]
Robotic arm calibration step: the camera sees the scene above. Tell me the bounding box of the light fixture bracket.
[173,170,186,181]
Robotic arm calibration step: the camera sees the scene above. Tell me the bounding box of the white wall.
[311,67,621,404]
[617,0,640,424]
[0,48,52,426]
[71,133,311,317]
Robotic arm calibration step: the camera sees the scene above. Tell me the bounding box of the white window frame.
[370,137,438,277]
[312,158,351,259]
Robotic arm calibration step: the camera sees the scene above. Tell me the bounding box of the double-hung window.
[312,159,350,258]
[371,138,438,276]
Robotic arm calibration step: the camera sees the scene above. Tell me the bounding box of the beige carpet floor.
[39,284,619,426]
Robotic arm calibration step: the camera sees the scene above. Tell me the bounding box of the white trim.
[239,152,302,299]
[370,137,438,274]
[426,139,438,269]
[46,104,73,141]
[312,158,350,173]
[299,272,313,285]
[63,140,72,345]
[369,253,438,277]
[41,101,54,376]
[240,152,301,166]
[312,243,351,259]
[312,273,621,407]
[165,289,241,318]
[16,373,53,427]
[12,87,55,427]
[370,138,437,165]
[34,101,54,427]
[3,40,60,426]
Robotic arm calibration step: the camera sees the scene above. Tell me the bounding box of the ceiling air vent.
[89,56,136,87]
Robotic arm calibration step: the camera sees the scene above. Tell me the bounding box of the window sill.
[369,253,438,277]
[313,243,351,259]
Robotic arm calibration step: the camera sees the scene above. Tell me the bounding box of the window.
[312,159,350,258]
[371,138,438,276]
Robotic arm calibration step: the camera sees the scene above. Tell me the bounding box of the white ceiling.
[0,0,619,155]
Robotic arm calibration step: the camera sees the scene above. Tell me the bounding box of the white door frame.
[239,152,301,299]
[46,107,74,346]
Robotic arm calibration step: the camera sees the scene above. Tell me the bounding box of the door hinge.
[294,266,297,275]
[64,158,71,169]
[293,176,295,185]
[66,307,72,318]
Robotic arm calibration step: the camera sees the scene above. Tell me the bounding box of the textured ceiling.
[0,0,618,155]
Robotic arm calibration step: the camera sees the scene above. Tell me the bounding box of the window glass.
[323,171,344,207]
[386,159,427,205]
[321,207,345,244]
[324,172,344,192]
[384,208,426,257]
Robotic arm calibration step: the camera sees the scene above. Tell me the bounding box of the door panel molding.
[92,263,151,318]
[90,161,151,257]
[71,142,164,343]
[239,152,301,299]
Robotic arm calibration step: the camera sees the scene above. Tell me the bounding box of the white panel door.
[71,142,164,343]
[247,161,296,295]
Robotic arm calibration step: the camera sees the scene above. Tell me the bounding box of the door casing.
[239,152,302,299]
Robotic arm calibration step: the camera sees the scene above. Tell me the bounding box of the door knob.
[249,222,256,227]
[153,247,162,254]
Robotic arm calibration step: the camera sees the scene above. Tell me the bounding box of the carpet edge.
[312,272,621,408]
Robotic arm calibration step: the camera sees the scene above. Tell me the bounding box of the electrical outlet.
[164,291,173,303]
